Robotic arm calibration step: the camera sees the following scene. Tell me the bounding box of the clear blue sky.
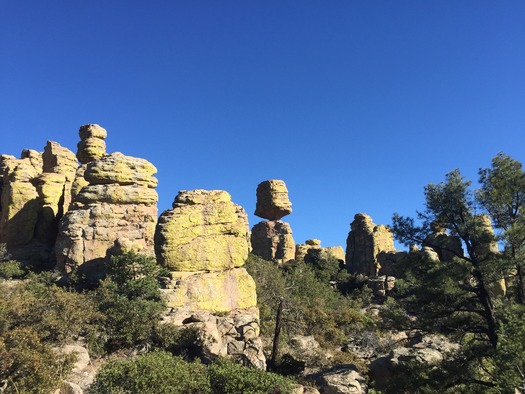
[1,1,524,250]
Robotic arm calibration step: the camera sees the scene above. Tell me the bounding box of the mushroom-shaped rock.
[254,180,292,220]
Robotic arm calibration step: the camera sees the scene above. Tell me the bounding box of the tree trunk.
[268,298,284,371]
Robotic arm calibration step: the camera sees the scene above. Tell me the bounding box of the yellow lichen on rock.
[85,152,158,188]
[161,268,257,313]
[155,190,250,271]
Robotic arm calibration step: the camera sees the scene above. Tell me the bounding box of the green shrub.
[88,351,211,394]
[209,357,294,394]
[0,327,74,394]
[245,254,368,348]
[0,260,25,279]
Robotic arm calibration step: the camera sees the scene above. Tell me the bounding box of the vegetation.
[89,351,293,394]
[384,153,525,392]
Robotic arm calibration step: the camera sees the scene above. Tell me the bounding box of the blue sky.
[1,1,524,250]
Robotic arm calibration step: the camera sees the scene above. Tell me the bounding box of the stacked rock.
[76,124,107,164]
[155,190,265,368]
[251,180,295,263]
[72,124,107,199]
[56,147,158,282]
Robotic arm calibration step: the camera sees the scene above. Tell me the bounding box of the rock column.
[250,180,295,263]
[55,127,158,282]
[155,190,265,368]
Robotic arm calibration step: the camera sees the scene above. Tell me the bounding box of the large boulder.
[345,213,396,276]
[254,180,292,220]
[251,220,295,263]
[308,364,367,394]
[155,190,250,272]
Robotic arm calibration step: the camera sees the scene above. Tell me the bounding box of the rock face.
[0,142,77,264]
[251,220,295,263]
[345,213,396,276]
[55,152,158,281]
[155,190,249,272]
[254,180,292,220]
[155,189,265,369]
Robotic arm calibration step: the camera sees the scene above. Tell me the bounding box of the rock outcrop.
[0,142,77,265]
[346,213,396,276]
[295,239,346,266]
[56,151,158,282]
[251,220,295,263]
[254,179,292,221]
[155,189,265,368]
[251,180,295,263]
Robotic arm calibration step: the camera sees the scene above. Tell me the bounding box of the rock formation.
[155,189,265,368]
[251,179,295,263]
[55,151,158,282]
[346,213,397,276]
[76,124,107,164]
[251,221,295,263]
[423,221,464,262]
[254,179,292,220]
[0,142,77,264]
[295,239,346,266]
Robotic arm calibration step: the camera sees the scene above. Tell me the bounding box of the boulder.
[251,220,295,263]
[84,152,158,188]
[308,364,367,394]
[155,190,250,272]
[345,213,396,276]
[163,307,266,369]
[254,180,292,220]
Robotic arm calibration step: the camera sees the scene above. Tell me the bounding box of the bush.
[0,260,25,279]
[93,252,166,351]
[0,327,74,394]
[209,357,294,394]
[89,352,294,394]
[88,351,211,394]
[245,254,368,348]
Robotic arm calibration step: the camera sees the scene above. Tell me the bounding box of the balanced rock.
[155,190,250,271]
[346,213,396,276]
[251,220,295,263]
[56,152,158,281]
[76,124,107,164]
[254,180,292,220]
